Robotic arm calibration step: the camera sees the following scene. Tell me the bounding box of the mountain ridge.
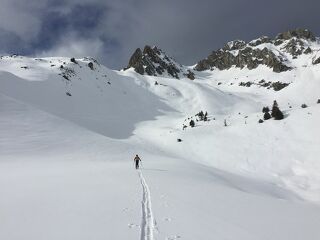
[125,28,320,78]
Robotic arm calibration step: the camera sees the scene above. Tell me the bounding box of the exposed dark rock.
[304,47,312,54]
[126,45,185,79]
[60,67,76,81]
[88,62,94,70]
[195,46,291,73]
[83,57,100,65]
[274,39,284,46]
[282,38,305,57]
[239,80,289,91]
[184,70,195,80]
[223,40,246,51]
[276,28,316,41]
[301,103,308,108]
[313,56,320,65]
[127,48,144,74]
[239,81,253,87]
[272,63,291,73]
[194,29,319,73]
[258,119,264,123]
[271,82,290,91]
[249,36,271,47]
[63,75,69,80]
[70,57,77,64]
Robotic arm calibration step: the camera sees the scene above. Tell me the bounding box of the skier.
[134,154,141,169]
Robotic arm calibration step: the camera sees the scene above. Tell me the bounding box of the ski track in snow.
[139,171,156,240]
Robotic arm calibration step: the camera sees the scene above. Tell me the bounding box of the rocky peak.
[195,29,318,72]
[128,48,143,71]
[195,44,291,73]
[248,36,271,47]
[126,45,194,79]
[275,28,316,41]
[223,40,246,51]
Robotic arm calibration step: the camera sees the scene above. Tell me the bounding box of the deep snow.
[1,55,320,239]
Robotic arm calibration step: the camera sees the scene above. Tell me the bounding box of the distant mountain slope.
[195,28,320,72]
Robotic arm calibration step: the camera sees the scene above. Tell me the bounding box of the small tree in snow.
[204,112,208,121]
[271,100,284,120]
[264,112,271,120]
[262,106,270,113]
[189,120,195,128]
[263,106,271,120]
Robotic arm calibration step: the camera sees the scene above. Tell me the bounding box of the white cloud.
[37,37,104,59]
[0,0,48,40]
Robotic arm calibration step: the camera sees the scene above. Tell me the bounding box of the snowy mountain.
[1,29,320,240]
[195,28,320,72]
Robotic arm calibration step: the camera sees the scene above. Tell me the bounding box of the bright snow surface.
[0,56,320,240]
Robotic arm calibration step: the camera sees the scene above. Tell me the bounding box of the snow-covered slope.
[1,29,320,240]
[0,56,171,139]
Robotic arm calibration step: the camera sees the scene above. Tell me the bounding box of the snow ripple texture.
[139,171,155,240]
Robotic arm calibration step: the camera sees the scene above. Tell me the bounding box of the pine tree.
[189,120,195,128]
[271,100,284,120]
[262,106,270,113]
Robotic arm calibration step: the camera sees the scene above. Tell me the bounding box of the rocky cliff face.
[195,29,318,72]
[126,45,194,79]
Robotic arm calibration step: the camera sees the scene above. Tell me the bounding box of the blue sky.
[0,0,319,69]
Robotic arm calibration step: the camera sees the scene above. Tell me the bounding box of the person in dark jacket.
[134,154,141,169]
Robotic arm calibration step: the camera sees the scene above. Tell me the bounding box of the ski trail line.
[138,171,156,240]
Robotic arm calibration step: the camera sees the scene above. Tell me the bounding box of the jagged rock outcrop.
[183,70,195,80]
[195,28,317,73]
[313,57,320,65]
[275,28,316,41]
[195,46,291,73]
[126,45,194,79]
[127,48,144,75]
[222,40,246,51]
[249,36,271,47]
